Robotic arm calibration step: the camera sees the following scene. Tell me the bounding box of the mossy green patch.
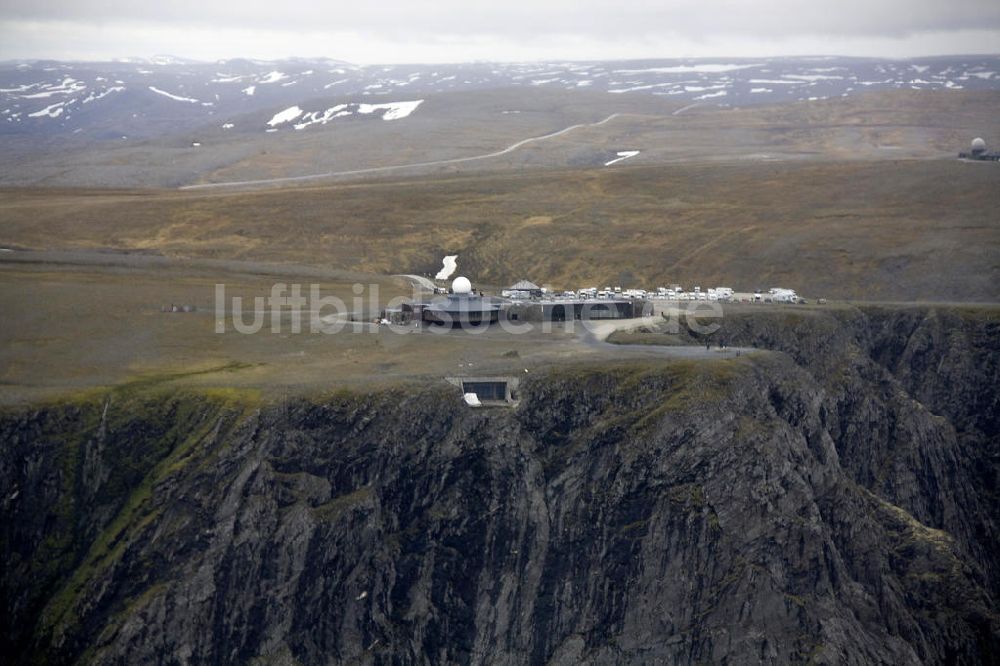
[667,483,707,509]
[605,330,688,346]
[35,386,258,645]
[311,486,374,522]
[784,593,807,608]
[629,358,752,431]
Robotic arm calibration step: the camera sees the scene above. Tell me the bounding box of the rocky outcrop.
[1,306,998,664]
[705,305,1000,600]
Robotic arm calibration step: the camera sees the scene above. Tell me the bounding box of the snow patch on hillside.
[19,77,86,98]
[293,104,350,130]
[83,86,124,103]
[615,63,762,74]
[259,71,288,84]
[28,102,65,118]
[356,99,423,120]
[267,105,303,126]
[604,150,639,166]
[435,255,458,280]
[270,99,424,130]
[148,86,200,103]
[783,74,844,82]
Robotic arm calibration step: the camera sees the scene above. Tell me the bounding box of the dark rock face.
[710,305,1000,599]
[1,305,999,664]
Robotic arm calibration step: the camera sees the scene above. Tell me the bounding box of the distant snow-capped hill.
[1,55,999,141]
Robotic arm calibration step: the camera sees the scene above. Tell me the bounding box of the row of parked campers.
[653,287,735,301]
[537,286,739,301]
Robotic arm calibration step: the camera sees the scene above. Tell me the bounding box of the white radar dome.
[452,276,472,294]
[972,137,986,152]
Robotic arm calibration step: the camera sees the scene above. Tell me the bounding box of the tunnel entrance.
[462,381,508,402]
[446,376,521,406]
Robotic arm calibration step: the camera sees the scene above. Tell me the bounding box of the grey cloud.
[4,0,1000,39]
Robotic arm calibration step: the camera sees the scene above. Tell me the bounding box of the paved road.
[671,102,702,116]
[393,274,437,291]
[575,320,754,359]
[179,113,625,191]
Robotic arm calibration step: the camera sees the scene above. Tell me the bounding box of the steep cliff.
[705,305,1000,599]
[1,306,998,664]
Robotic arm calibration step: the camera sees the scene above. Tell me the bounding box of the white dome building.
[421,276,502,327]
[960,137,999,161]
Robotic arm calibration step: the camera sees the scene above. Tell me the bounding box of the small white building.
[503,279,543,299]
[769,287,799,303]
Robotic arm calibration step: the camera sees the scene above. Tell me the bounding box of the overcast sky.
[1,0,998,63]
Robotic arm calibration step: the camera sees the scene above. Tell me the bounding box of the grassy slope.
[1,157,997,300]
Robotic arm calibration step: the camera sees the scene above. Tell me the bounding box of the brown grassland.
[1,158,997,301]
[0,89,997,402]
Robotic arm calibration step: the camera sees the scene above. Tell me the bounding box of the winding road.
[393,274,437,291]
[671,102,702,116]
[574,317,753,359]
[179,113,625,191]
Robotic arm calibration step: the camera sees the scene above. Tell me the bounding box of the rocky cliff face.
[709,305,1000,597]
[2,306,998,664]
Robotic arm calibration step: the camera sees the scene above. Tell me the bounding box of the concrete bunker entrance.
[446,376,521,406]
